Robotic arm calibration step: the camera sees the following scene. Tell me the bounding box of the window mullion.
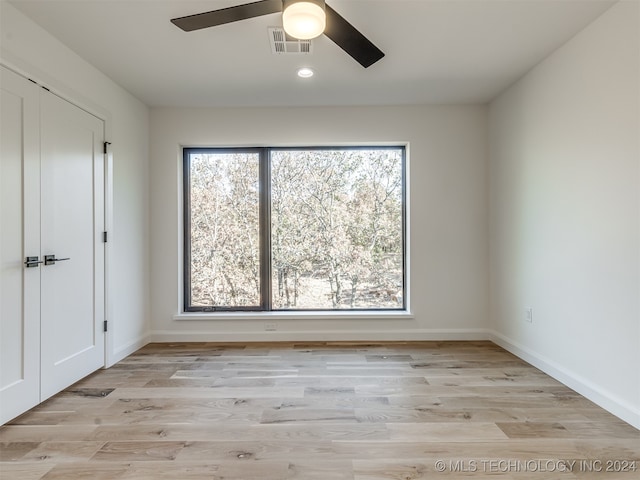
[259,147,272,311]
[182,150,192,312]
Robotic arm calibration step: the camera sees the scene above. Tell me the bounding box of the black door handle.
[24,256,43,268]
[44,255,71,266]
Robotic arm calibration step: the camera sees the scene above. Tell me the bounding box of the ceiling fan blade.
[323,3,384,68]
[171,0,283,32]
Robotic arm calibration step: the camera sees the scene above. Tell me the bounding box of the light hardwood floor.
[1,341,638,479]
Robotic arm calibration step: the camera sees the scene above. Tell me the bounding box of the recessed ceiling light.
[297,67,314,78]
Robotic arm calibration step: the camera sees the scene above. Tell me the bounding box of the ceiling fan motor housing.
[283,0,326,11]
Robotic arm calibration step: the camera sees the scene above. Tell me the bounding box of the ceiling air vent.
[268,27,313,54]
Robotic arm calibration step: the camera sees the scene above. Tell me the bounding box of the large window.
[183,147,406,312]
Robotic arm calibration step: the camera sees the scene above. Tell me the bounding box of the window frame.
[182,145,407,313]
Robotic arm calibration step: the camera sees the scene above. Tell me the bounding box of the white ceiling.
[9,0,616,107]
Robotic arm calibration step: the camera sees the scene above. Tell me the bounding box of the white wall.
[1,2,151,364]
[150,105,489,341]
[489,0,639,428]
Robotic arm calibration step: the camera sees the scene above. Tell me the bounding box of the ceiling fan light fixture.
[282,0,326,40]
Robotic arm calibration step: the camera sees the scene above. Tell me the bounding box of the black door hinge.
[103,320,108,332]
[103,141,111,154]
[102,231,108,243]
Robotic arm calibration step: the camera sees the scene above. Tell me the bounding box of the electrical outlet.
[525,308,533,323]
[264,323,277,331]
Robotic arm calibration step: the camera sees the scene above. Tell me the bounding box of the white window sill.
[173,310,414,321]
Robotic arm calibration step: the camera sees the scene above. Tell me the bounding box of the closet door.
[0,66,41,424]
[40,90,105,401]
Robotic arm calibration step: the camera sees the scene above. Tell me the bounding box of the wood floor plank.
[108,386,305,399]
[497,421,573,439]
[0,441,40,461]
[118,461,221,479]
[353,406,521,423]
[21,441,106,463]
[38,463,130,480]
[260,406,358,424]
[174,440,341,462]
[0,463,54,480]
[1,341,637,480]
[0,425,97,442]
[91,441,188,461]
[386,422,509,442]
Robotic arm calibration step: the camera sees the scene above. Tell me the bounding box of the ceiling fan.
[170,0,385,68]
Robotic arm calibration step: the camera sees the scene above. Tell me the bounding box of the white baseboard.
[148,328,491,343]
[489,330,640,430]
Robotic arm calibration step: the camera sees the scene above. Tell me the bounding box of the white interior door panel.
[0,66,42,424]
[40,90,105,401]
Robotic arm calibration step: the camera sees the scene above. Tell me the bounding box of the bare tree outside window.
[184,147,405,312]
[271,149,403,309]
[188,152,260,308]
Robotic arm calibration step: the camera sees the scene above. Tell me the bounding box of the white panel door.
[0,67,42,424]
[39,90,105,401]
